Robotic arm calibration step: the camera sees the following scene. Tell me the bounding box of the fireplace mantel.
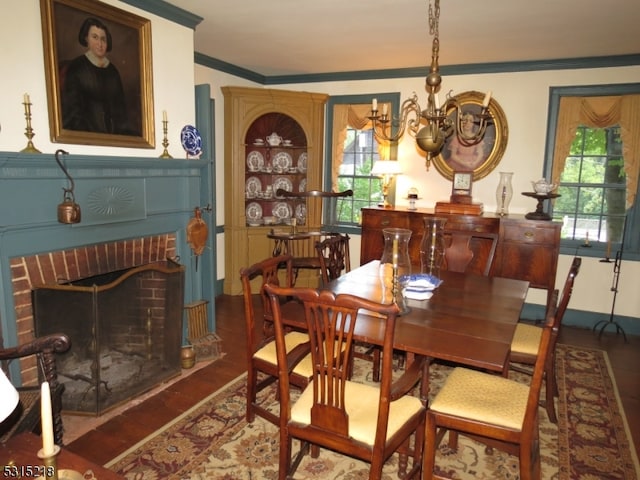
[0,151,215,380]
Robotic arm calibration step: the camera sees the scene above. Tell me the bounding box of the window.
[545,84,640,259]
[553,126,626,245]
[334,126,382,225]
[325,93,400,228]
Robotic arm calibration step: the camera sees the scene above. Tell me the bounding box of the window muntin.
[334,127,382,225]
[553,126,626,244]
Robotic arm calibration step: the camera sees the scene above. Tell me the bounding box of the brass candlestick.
[37,445,60,480]
[159,119,172,158]
[21,97,41,153]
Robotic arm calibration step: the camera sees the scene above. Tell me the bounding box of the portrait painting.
[40,0,155,148]
[433,91,508,181]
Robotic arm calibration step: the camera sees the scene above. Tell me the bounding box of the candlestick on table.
[40,381,55,456]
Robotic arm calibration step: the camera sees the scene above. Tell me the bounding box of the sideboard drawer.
[502,223,557,244]
[361,211,409,229]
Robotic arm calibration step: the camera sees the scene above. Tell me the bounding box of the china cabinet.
[222,86,328,294]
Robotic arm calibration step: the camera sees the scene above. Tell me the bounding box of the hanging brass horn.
[55,149,81,224]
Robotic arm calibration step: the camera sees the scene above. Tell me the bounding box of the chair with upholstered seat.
[424,289,560,480]
[0,333,71,446]
[443,230,499,276]
[240,255,313,425]
[510,256,581,423]
[265,284,427,480]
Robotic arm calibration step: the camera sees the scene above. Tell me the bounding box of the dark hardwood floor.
[65,293,640,465]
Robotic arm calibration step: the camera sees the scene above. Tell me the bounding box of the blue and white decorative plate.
[180,125,203,156]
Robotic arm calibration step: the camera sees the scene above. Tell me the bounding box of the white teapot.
[266,132,282,146]
[531,179,557,194]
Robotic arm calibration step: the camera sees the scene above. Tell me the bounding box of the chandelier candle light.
[368,0,492,170]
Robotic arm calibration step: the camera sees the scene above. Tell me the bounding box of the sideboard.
[360,207,561,306]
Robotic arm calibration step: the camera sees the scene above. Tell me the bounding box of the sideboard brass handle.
[381,218,391,226]
[524,231,534,239]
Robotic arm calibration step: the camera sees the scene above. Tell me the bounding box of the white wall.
[0,0,196,157]
[195,64,640,321]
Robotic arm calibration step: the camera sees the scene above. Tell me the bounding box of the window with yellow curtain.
[326,93,399,226]
[546,84,640,258]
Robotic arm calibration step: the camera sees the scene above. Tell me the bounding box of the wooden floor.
[65,293,640,465]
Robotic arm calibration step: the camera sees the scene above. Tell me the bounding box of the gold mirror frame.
[432,91,508,181]
[40,0,155,148]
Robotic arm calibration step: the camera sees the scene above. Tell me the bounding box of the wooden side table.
[1,432,123,479]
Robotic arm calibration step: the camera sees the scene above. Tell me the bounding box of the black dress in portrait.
[61,55,133,135]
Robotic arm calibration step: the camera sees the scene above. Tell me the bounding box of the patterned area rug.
[106,345,639,479]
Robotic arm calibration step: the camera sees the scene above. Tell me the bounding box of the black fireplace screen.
[33,259,185,415]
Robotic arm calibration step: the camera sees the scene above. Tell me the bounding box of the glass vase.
[420,217,447,277]
[379,228,412,313]
[495,172,514,216]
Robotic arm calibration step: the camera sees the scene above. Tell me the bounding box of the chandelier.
[369,0,493,170]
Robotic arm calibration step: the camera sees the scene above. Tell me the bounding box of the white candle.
[162,110,167,122]
[482,91,492,108]
[434,93,441,110]
[372,98,378,112]
[23,93,30,104]
[41,381,55,456]
[382,103,387,116]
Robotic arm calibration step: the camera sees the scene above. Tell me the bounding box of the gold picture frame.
[40,0,155,148]
[432,91,508,181]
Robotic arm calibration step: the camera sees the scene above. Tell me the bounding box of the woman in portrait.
[60,17,131,135]
[445,111,487,171]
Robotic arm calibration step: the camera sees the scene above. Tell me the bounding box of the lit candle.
[606,240,611,258]
[372,98,378,112]
[41,381,55,456]
[482,90,492,108]
[162,110,167,122]
[23,93,30,104]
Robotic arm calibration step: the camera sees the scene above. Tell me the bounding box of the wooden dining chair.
[424,288,560,480]
[443,230,499,276]
[264,284,427,480]
[510,256,581,423]
[0,333,71,446]
[239,255,313,425]
[315,232,351,286]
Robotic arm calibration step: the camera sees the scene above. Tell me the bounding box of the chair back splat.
[315,233,351,285]
[265,284,426,480]
[443,230,499,276]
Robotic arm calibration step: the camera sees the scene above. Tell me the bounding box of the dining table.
[280,260,529,397]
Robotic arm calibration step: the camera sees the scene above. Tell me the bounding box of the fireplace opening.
[32,259,185,416]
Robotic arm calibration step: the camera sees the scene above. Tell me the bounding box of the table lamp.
[0,368,19,422]
[371,160,402,208]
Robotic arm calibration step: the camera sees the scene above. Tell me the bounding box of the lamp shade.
[0,368,19,422]
[371,160,402,176]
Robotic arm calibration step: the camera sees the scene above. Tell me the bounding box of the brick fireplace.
[9,235,177,388]
[0,151,214,392]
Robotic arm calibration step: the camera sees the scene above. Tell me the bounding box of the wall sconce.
[371,160,402,208]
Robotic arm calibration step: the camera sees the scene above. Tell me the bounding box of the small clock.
[450,171,473,204]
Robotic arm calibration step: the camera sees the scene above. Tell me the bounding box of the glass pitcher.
[420,217,447,277]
